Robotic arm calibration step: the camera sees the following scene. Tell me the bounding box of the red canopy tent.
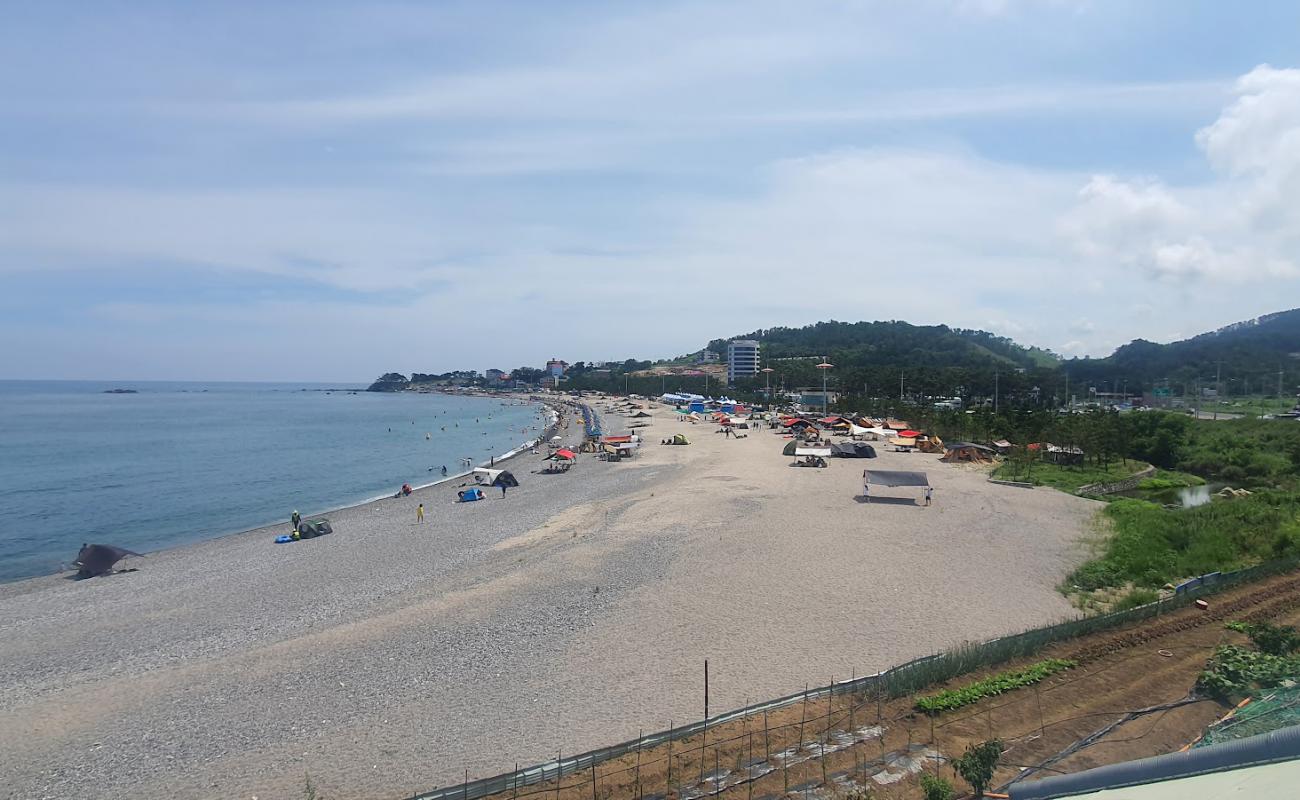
[553,448,577,460]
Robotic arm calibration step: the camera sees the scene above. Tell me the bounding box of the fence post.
[463,769,469,800]
[590,759,597,800]
[513,763,519,800]
[666,723,673,796]
[849,670,856,736]
[555,751,562,800]
[747,724,755,800]
[634,731,643,800]
[1035,683,1046,739]
[700,721,708,785]
[798,684,808,747]
[763,711,770,761]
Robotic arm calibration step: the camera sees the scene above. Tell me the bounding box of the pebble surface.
[0,403,1098,800]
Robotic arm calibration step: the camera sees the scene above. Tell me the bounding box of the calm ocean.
[0,381,547,582]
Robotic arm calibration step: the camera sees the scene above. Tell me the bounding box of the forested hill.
[707,321,1058,372]
[1065,308,1300,387]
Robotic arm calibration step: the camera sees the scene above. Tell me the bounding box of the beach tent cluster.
[274,517,334,544]
[1027,442,1086,465]
[472,467,520,488]
[543,448,578,472]
[941,442,997,463]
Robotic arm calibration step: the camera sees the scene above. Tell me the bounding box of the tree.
[953,739,1002,798]
[512,366,545,385]
[366,373,409,392]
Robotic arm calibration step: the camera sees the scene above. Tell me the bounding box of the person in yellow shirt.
[416,503,424,522]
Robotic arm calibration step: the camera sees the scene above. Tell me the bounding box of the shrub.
[953,739,1003,798]
[915,659,1076,713]
[1113,587,1160,611]
[919,773,956,800]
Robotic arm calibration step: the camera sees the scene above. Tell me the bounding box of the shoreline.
[0,398,1100,799]
[1,395,566,589]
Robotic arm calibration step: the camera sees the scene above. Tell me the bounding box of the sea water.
[0,381,547,582]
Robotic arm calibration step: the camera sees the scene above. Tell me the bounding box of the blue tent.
[457,487,484,502]
[719,403,735,414]
[688,401,706,413]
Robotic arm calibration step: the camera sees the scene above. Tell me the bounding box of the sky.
[3,0,1300,381]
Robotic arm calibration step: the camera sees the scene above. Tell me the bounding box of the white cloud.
[1062,65,1300,283]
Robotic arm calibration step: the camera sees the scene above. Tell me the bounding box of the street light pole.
[816,359,833,415]
[762,367,774,405]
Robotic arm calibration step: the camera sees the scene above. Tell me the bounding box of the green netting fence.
[1197,684,1300,748]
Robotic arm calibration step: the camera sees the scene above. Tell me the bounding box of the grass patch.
[915,658,1076,714]
[1066,492,1300,592]
[1112,587,1161,610]
[1138,470,1206,491]
[992,460,1148,494]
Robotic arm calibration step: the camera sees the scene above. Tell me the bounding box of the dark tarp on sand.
[74,543,143,578]
[863,470,929,487]
[832,441,877,458]
[782,440,799,456]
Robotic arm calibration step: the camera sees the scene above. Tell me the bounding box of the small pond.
[1115,482,1224,507]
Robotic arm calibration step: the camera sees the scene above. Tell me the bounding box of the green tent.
[672,433,690,445]
[297,519,333,538]
[782,440,798,456]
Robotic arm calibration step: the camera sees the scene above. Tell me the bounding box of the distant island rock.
[102,388,139,394]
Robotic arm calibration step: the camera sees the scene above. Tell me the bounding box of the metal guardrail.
[407,553,1300,800]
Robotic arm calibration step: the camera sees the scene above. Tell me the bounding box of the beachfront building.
[726,340,760,383]
[546,359,569,378]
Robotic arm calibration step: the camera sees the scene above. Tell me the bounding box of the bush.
[1067,493,1300,592]
[915,659,1076,713]
[1113,587,1161,610]
[919,773,955,800]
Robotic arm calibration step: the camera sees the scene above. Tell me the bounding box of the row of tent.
[782,440,877,458]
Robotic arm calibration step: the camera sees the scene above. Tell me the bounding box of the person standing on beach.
[291,509,301,529]
[441,465,447,476]
[924,486,933,506]
[862,471,870,504]
[416,503,424,522]
[500,482,508,497]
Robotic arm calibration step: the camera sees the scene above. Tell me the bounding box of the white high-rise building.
[726,339,760,383]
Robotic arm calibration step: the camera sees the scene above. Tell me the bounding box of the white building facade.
[726,339,761,383]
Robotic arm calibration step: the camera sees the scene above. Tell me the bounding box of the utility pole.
[994,369,999,415]
[1065,372,1070,413]
[899,369,904,403]
[1214,361,1222,421]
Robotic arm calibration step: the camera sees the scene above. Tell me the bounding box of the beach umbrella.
[553,448,577,460]
[73,543,143,579]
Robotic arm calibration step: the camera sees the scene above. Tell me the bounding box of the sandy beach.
[0,402,1099,799]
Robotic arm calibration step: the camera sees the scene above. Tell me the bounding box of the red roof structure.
[553,449,577,460]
